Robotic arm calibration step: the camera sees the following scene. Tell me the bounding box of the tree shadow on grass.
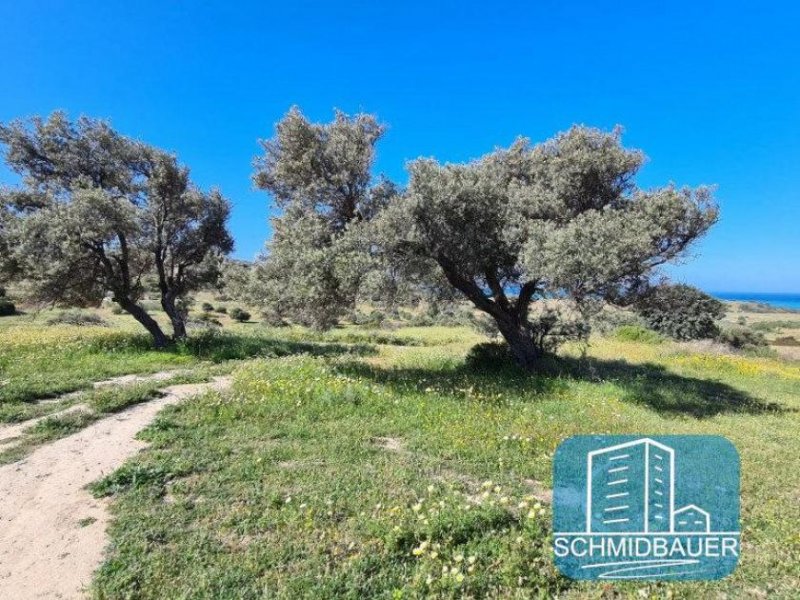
[335,352,789,419]
[543,354,791,418]
[2,334,377,407]
[175,332,378,363]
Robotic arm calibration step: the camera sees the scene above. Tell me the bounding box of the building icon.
[673,504,710,532]
[586,438,675,533]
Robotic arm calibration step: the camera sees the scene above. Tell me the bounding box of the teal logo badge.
[553,436,740,580]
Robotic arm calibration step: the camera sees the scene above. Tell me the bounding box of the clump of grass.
[89,464,174,498]
[86,383,166,414]
[46,310,109,327]
[26,410,99,442]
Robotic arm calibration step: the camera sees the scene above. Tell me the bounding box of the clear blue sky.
[1,1,798,292]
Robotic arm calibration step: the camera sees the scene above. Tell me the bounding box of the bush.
[773,336,800,347]
[215,306,227,314]
[189,313,222,328]
[46,310,109,327]
[613,325,664,344]
[715,325,767,349]
[201,302,214,312]
[0,298,15,317]
[634,284,725,340]
[230,307,251,322]
[0,285,6,297]
[464,341,514,371]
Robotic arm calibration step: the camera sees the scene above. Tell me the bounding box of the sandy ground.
[0,376,231,599]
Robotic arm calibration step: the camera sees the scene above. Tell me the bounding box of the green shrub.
[613,325,664,344]
[201,302,214,312]
[190,313,222,327]
[215,306,227,314]
[634,284,725,340]
[464,341,514,370]
[46,310,108,327]
[716,325,767,349]
[0,298,15,317]
[230,307,251,322]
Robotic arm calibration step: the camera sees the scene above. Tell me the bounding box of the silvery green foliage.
[251,108,394,329]
[252,206,351,329]
[0,112,233,346]
[378,126,718,368]
[254,106,387,232]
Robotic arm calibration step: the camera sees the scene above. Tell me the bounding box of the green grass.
[613,324,665,344]
[87,327,800,598]
[750,319,800,333]
[0,324,375,420]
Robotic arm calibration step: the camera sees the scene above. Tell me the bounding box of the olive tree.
[376,127,718,369]
[250,107,395,328]
[0,112,233,347]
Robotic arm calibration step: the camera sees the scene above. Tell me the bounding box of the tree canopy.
[249,107,396,328]
[0,112,233,347]
[376,127,718,368]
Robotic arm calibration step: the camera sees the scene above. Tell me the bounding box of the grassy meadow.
[1,301,799,598]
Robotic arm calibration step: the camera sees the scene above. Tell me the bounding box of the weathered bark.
[116,297,170,349]
[161,293,187,341]
[495,317,542,370]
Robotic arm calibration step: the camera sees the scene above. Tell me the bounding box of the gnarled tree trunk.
[116,297,170,349]
[436,258,544,370]
[161,292,187,341]
[495,318,542,370]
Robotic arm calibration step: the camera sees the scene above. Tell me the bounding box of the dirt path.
[0,376,231,599]
[0,369,193,445]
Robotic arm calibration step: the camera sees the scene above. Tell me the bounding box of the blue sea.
[712,292,800,312]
